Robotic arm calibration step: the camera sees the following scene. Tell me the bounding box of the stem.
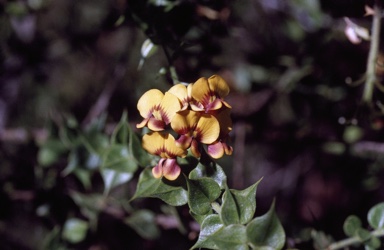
[362,1,382,103]
[326,229,384,250]
[161,45,179,84]
[211,202,221,214]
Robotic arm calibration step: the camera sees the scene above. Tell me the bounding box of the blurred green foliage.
[2,0,384,249]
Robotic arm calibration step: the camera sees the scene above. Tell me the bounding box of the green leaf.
[69,192,103,227]
[111,112,151,166]
[189,161,227,189]
[343,215,362,237]
[111,111,130,145]
[343,125,363,144]
[101,169,133,194]
[191,214,223,250]
[131,168,188,206]
[125,210,160,240]
[211,225,249,250]
[38,138,67,167]
[368,202,384,229]
[186,177,221,215]
[102,144,138,173]
[41,226,67,250]
[129,129,151,167]
[190,210,213,225]
[356,228,371,242]
[73,169,92,190]
[365,236,381,250]
[62,218,89,244]
[311,230,333,250]
[221,180,261,225]
[246,201,285,250]
[220,188,239,225]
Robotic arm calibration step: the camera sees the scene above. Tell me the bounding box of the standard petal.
[208,75,230,98]
[191,77,211,103]
[207,141,225,159]
[142,132,165,155]
[170,112,190,135]
[195,114,220,144]
[137,89,164,118]
[168,84,188,103]
[160,92,182,124]
[164,133,187,158]
[162,159,181,181]
[171,110,200,134]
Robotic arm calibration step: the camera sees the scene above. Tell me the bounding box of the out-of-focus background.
[1,0,384,249]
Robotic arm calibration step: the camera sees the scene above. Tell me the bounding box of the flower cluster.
[136,75,233,180]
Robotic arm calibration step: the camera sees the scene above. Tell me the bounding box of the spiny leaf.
[221,180,261,225]
[246,200,285,250]
[190,214,223,250]
[186,177,221,215]
[210,224,249,250]
[131,168,188,206]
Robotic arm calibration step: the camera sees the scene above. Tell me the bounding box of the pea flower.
[190,75,231,113]
[142,132,187,180]
[136,89,181,131]
[168,83,192,111]
[207,106,233,159]
[171,110,220,158]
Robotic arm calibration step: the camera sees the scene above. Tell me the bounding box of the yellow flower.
[207,106,233,159]
[136,89,181,131]
[142,132,187,180]
[190,75,231,113]
[168,83,192,111]
[171,110,220,158]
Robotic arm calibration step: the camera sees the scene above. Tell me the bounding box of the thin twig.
[326,229,384,250]
[362,0,382,103]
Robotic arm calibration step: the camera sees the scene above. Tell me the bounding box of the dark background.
[1,0,384,249]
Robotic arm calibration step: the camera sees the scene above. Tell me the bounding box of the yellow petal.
[208,75,230,98]
[142,132,165,155]
[168,84,188,103]
[137,89,164,118]
[159,92,182,124]
[214,107,232,136]
[191,77,210,103]
[171,110,200,134]
[195,114,220,144]
[164,134,187,158]
[170,112,189,134]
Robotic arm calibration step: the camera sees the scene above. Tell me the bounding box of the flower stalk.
[362,0,382,103]
[326,229,384,250]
